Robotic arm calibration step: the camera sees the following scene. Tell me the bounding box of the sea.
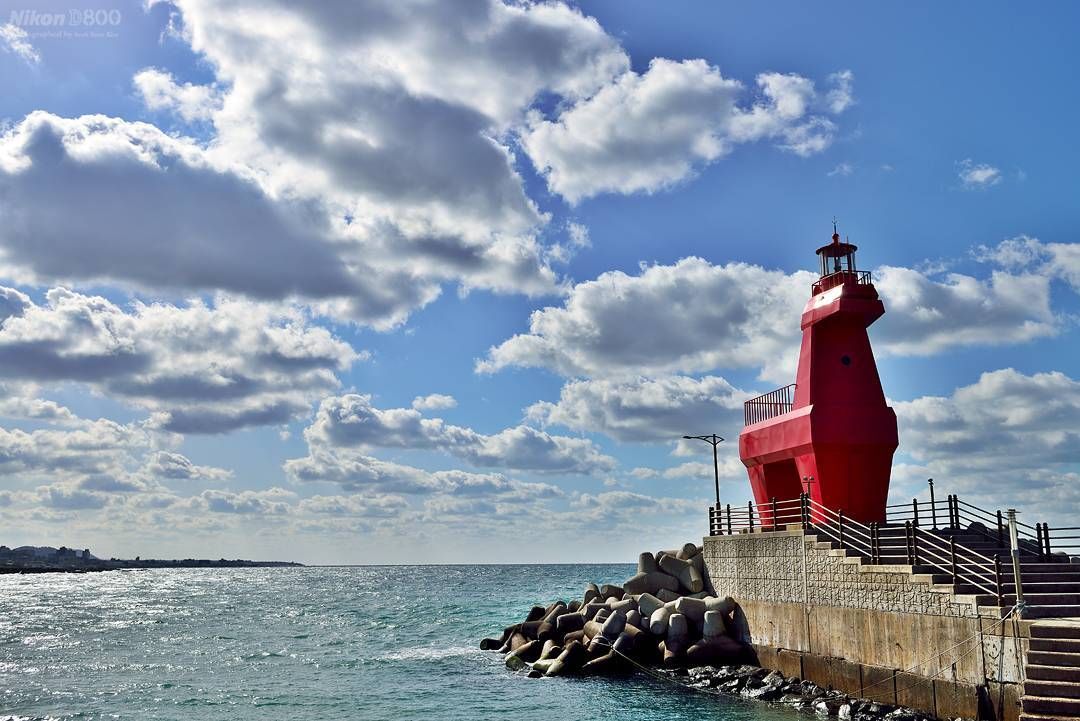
[0,564,800,721]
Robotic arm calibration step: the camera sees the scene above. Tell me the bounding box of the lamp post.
[683,434,724,506]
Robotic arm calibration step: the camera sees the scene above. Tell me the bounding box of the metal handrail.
[743,384,796,426]
[811,269,872,295]
[709,493,1008,606]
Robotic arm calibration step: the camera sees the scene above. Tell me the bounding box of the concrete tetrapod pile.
[479,543,752,678]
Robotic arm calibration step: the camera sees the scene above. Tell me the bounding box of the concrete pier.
[703,528,1030,721]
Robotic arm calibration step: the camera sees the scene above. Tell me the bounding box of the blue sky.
[0,1,1077,563]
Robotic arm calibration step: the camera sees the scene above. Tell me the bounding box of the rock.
[638,551,659,574]
[685,635,744,666]
[527,621,553,642]
[599,584,623,599]
[674,596,707,626]
[838,704,852,720]
[561,629,586,645]
[508,632,529,652]
[526,669,543,678]
[556,612,584,635]
[539,640,562,660]
[524,606,546,622]
[637,592,664,618]
[608,598,636,614]
[506,653,528,671]
[541,602,567,625]
[705,596,736,615]
[582,620,604,639]
[666,613,688,646]
[625,609,642,629]
[581,602,604,620]
[530,658,555,674]
[567,599,582,613]
[580,650,620,675]
[612,630,636,655]
[677,543,699,560]
[702,609,727,638]
[546,639,587,676]
[656,588,681,603]
[594,608,611,624]
[479,637,502,650]
[600,609,626,639]
[649,605,672,636]
[507,639,542,664]
[659,554,703,593]
[624,571,680,595]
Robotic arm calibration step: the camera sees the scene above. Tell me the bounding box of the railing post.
[871,522,879,563]
[1043,523,1053,559]
[800,492,809,530]
[1008,509,1025,615]
[726,503,732,535]
[904,521,914,565]
[912,525,920,565]
[838,510,845,548]
[928,478,937,530]
[949,535,959,583]
[771,497,778,531]
[748,501,754,532]
[997,510,1004,549]
[994,555,1004,608]
[1036,523,1045,561]
[912,497,919,528]
[950,494,959,530]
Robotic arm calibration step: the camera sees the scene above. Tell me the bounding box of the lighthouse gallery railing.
[743,383,796,426]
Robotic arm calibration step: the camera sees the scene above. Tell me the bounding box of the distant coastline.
[0,544,302,574]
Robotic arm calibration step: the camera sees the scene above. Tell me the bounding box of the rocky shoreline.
[481,542,946,720]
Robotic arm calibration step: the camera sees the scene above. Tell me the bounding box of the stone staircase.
[869,525,1080,619]
[1020,619,1080,720]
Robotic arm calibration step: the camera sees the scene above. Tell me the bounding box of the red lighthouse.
[738,228,898,524]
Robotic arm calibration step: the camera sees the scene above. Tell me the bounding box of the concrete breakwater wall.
[702,529,1026,721]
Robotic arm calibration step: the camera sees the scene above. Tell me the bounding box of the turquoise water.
[0,565,799,721]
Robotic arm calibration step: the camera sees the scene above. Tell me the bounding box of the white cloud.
[479,257,811,382]
[973,235,1080,294]
[894,368,1080,524]
[134,68,222,122]
[411,393,457,411]
[295,394,616,475]
[957,158,1002,188]
[522,61,854,203]
[526,375,748,442]
[0,286,360,433]
[0,23,39,65]
[827,162,853,177]
[479,255,1061,383]
[871,265,1057,355]
[825,70,855,114]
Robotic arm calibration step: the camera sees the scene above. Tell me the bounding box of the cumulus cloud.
[526,375,748,442]
[872,265,1057,354]
[411,394,457,411]
[480,255,1061,384]
[479,258,811,381]
[957,159,1002,188]
[297,394,615,475]
[0,286,359,433]
[894,368,1080,523]
[143,451,232,482]
[973,235,1080,294]
[0,23,39,65]
[522,61,854,202]
[134,68,222,122]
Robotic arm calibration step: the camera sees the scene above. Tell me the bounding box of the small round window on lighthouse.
[841,355,852,366]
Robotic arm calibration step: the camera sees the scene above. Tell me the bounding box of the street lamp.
[682,434,724,506]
